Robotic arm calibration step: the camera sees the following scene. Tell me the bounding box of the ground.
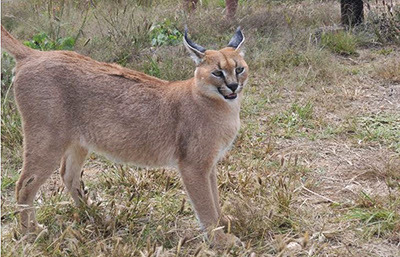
[1,0,400,256]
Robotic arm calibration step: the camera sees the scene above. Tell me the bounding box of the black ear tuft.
[227,27,245,50]
[184,27,206,54]
[183,27,206,64]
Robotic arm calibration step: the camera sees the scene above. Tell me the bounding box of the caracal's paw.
[27,222,45,234]
[84,196,93,206]
[18,221,45,238]
[211,232,244,249]
[75,194,93,207]
[219,214,238,228]
[34,222,44,232]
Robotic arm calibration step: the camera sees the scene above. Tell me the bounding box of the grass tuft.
[346,207,400,238]
[356,114,400,152]
[321,31,358,55]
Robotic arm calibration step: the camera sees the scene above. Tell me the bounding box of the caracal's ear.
[227,27,245,56]
[183,27,206,65]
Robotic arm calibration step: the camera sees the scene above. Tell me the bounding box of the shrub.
[150,19,182,47]
[23,32,75,51]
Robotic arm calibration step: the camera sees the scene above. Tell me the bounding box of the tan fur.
[1,25,248,247]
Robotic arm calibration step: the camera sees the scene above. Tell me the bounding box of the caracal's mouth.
[224,93,237,99]
[218,88,237,100]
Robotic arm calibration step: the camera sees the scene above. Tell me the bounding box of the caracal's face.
[184,27,248,101]
[195,48,248,101]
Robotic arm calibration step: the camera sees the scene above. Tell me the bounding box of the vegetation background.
[1,0,400,256]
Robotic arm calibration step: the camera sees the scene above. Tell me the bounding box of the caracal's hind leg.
[15,136,65,234]
[60,144,88,205]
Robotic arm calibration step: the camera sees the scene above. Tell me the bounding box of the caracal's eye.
[235,67,244,74]
[212,70,224,77]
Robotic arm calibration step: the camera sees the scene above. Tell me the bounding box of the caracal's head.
[184,27,248,101]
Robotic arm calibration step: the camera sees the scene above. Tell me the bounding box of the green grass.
[2,0,400,256]
[1,53,22,150]
[346,207,400,238]
[1,173,19,191]
[270,102,316,138]
[143,58,162,77]
[321,31,358,55]
[356,114,400,152]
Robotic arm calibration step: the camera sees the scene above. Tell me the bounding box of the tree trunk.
[341,0,364,27]
[226,0,238,19]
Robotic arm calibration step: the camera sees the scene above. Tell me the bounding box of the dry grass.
[2,0,400,256]
[375,59,400,83]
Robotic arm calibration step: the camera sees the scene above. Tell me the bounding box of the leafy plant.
[150,20,182,47]
[23,32,75,51]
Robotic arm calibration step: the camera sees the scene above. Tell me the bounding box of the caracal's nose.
[227,83,238,92]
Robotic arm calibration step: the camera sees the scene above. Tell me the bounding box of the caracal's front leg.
[209,166,231,229]
[209,166,222,219]
[179,162,241,248]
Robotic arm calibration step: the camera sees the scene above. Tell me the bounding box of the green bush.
[150,20,182,47]
[23,32,75,51]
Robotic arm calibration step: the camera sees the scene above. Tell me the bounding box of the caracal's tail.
[1,25,35,60]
